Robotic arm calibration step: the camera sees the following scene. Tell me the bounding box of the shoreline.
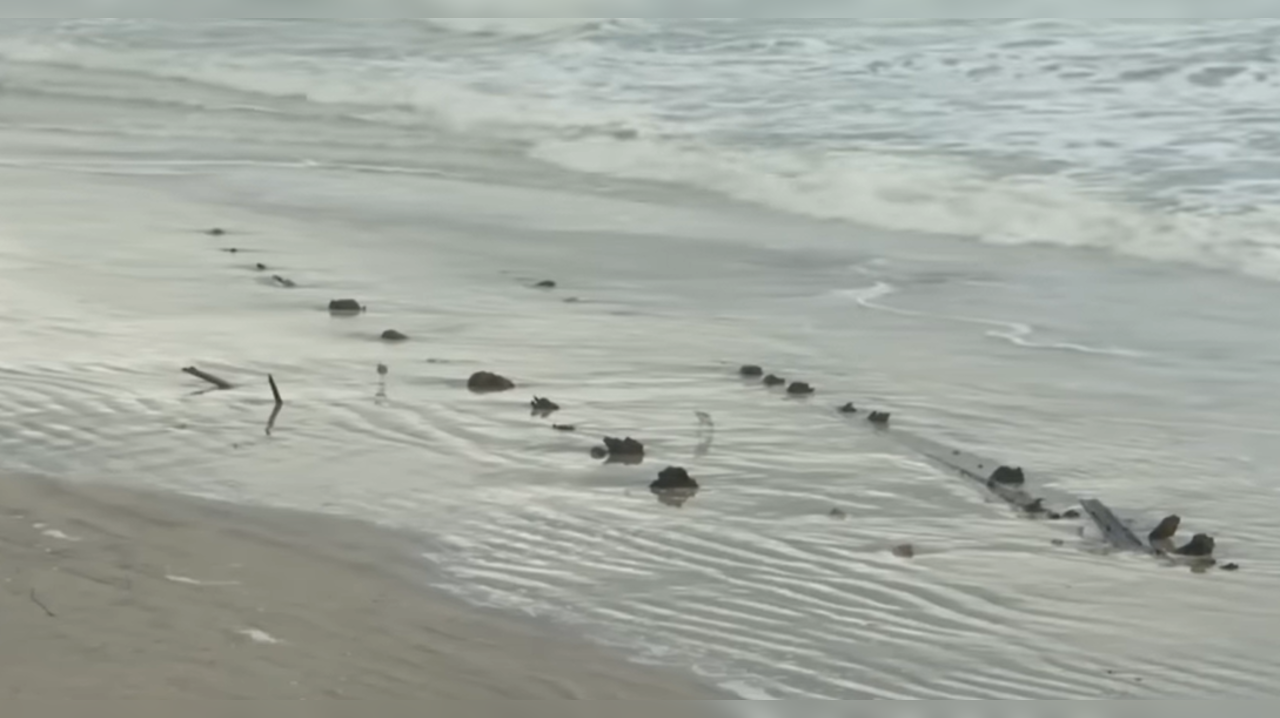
[0,472,728,699]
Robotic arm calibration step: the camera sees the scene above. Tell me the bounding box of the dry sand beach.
[0,473,723,699]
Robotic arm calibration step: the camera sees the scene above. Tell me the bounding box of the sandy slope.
[0,474,724,700]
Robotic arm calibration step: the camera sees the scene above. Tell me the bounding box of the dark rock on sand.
[272,275,296,288]
[988,466,1026,487]
[205,228,226,236]
[1021,498,1047,514]
[838,402,858,414]
[739,365,764,378]
[762,374,786,387]
[786,382,815,396]
[1149,515,1182,542]
[255,262,268,271]
[534,280,557,289]
[553,424,577,432]
[1062,509,1081,520]
[380,329,409,342]
[1221,563,1241,572]
[597,436,645,464]
[1174,534,1216,557]
[892,544,916,559]
[829,508,848,520]
[649,467,700,508]
[221,247,240,253]
[590,446,608,459]
[867,411,891,426]
[328,299,366,314]
[531,396,560,413]
[650,466,698,491]
[467,371,516,393]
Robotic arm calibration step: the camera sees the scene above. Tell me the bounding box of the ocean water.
[3,17,1280,700]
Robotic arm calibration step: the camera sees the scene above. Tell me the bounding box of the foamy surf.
[835,282,1146,359]
[5,19,1280,280]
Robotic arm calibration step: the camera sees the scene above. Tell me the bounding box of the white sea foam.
[166,575,242,587]
[5,19,1280,280]
[236,628,283,645]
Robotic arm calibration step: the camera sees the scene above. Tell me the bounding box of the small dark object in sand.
[221,247,240,253]
[534,280,557,289]
[1149,515,1182,542]
[596,436,645,464]
[787,382,815,396]
[328,298,366,314]
[892,544,916,559]
[650,466,698,492]
[868,411,891,426]
[1047,511,1062,520]
[205,228,226,236]
[988,466,1026,487]
[553,424,577,432]
[1051,539,1066,547]
[602,436,645,459]
[467,371,515,393]
[30,589,56,618]
[381,329,409,342]
[650,467,699,508]
[255,262,268,271]
[1174,534,1216,557]
[1062,509,1081,520]
[1221,563,1241,572]
[739,365,764,378]
[531,396,560,413]
[272,275,296,288]
[564,297,581,303]
[1021,498,1047,514]
[829,508,848,520]
[838,402,858,414]
[762,374,786,387]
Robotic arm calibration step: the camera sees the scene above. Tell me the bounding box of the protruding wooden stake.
[268,374,283,406]
[265,374,284,436]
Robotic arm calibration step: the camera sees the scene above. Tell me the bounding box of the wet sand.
[0,473,724,699]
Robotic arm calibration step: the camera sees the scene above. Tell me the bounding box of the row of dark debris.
[207,238,1234,569]
[205,237,689,503]
[463,369,700,506]
[463,361,896,512]
[460,353,1238,566]
[739,361,1234,568]
[741,365,890,424]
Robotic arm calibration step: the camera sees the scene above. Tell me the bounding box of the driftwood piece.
[182,366,234,391]
[265,374,284,436]
[1079,498,1150,553]
[268,374,283,406]
[30,588,55,618]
